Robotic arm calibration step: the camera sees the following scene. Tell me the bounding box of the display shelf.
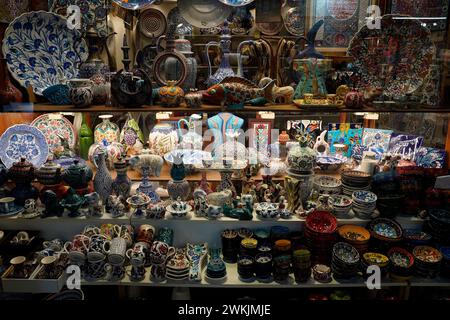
[3,103,450,114]
[79,263,408,289]
[409,277,450,287]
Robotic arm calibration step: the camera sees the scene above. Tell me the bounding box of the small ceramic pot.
[237,255,254,281]
[136,224,156,244]
[184,90,204,108]
[158,80,184,107]
[149,241,175,265]
[69,79,93,108]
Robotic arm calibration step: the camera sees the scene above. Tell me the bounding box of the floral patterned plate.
[348,15,435,98]
[0,124,49,169]
[2,11,88,96]
[31,113,77,155]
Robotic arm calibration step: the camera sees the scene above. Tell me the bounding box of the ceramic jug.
[177,114,203,150]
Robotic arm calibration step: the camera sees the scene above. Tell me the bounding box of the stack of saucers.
[328,195,353,219]
[331,242,360,279]
[361,252,389,279]
[341,170,371,196]
[337,225,370,255]
[352,191,377,219]
[426,209,450,247]
[305,211,338,265]
[165,249,190,281]
[368,218,403,253]
[387,247,414,280]
[412,246,442,278]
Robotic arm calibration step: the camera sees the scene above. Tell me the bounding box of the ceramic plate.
[218,0,254,6]
[256,22,284,35]
[31,114,77,155]
[167,7,192,36]
[112,0,155,10]
[0,0,28,23]
[282,5,305,36]
[0,124,49,169]
[49,0,109,36]
[178,0,232,29]
[138,8,167,39]
[348,15,435,98]
[0,205,24,218]
[2,11,88,96]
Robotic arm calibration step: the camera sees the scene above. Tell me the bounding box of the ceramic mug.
[10,256,28,278]
[103,237,127,265]
[11,231,30,245]
[126,248,146,266]
[304,93,314,104]
[136,224,155,244]
[43,239,64,252]
[0,197,15,213]
[326,94,337,105]
[24,199,36,214]
[83,225,101,237]
[148,241,175,265]
[88,234,108,253]
[40,256,59,279]
[64,234,90,262]
[100,224,116,240]
[113,224,133,247]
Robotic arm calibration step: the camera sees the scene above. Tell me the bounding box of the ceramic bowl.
[352,191,377,204]
[313,176,342,195]
[362,252,389,268]
[412,246,442,264]
[43,84,71,105]
[255,202,279,219]
[368,218,403,241]
[305,211,338,234]
[338,225,370,243]
[316,156,344,173]
[388,247,414,269]
[333,242,360,265]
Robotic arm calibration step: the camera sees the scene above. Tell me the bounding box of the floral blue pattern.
[2,11,88,95]
[0,124,49,169]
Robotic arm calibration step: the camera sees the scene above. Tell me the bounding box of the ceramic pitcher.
[177,114,203,150]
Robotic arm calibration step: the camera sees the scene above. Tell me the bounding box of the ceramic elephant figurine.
[82,192,102,218]
[42,190,64,218]
[129,149,164,177]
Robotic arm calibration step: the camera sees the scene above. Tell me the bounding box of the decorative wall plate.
[2,11,88,96]
[0,124,49,169]
[0,0,29,23]
[281,1,306,36]
[138,8,167,39]
[218,0,255,6]
[112,0,154,10]
[31,114,77,155]
[48,0,108,37]
[178,0,232,29]
[256,22,284,35]
[167,7,192,36]
[348,14,435,98]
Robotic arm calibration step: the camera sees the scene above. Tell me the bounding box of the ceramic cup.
[10,256,28,278]
[11,231,30,245]
[69,79,93,108]
[326,94,337,105]
[83,225,101,238]
[100,224,116,240]
[113,224,133,247]
[126,247,146,266]
[88,234,108,255]
[24,199,36,214]
[103,237,127,265]
[304,93,314,104]
[0,197,15,213]
[136,224,155,244]
[43,239,64,252]
[64,234,90,262]
[149,241,176,265]
[40,255,59,279]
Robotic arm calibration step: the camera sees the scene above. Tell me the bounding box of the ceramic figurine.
[186,243,208,282]
[93,151,113,204]
[193,189,209,217]
[206,190,233,207]
[89,141,125,170]
[277,196,292,219]
[285,174,314,215]
[120,113,144,156]
[60,188,86,217]
[42,190,64,218]
[230,202,252,221]
[203,76,274,109]
[112,158,131,199]
[8,157,38,206]
[259,77,294,103]
[206,205,223,220]
[198,172,213,195]
[69,79,93,108]
[107,195,126,218]
[82,192,102,218]
[79,113,94,160]
[158,81,185,107]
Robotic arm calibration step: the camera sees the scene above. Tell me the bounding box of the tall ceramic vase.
[79,113,94,160]
[93,151,113,204]
[285,173,314,214]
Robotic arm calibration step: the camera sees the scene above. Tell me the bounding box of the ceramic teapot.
[8,157,35,185]
[36,158,62,186]
[62,160,94,190]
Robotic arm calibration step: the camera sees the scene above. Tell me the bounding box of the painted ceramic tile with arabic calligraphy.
[414,147,446,169]
[388,134,424,158]
[327,127,362,157]
[391,0,449,31]
[362,128,393,159]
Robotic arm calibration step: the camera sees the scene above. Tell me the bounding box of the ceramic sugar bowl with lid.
[287,134,316,174]
[62,159,93,192]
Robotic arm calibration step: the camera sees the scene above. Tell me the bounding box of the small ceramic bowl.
[314,176,342,195]
[316,156,344,173]
[313,264,332,283]
[43,84,71,105]
[255,202,279,219]
[352,191,377,204]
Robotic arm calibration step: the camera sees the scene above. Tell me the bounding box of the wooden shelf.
[2,103,450,114]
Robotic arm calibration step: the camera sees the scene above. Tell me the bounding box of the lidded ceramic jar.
[36,158,62,186]
[287,134,316,174]
[8,157,35,185]
[62,159,93,190]
[94,115,120,145]
[158,80,185,107]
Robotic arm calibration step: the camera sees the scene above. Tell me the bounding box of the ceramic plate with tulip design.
[2,11,88,96]
[0,124,49,169]
[31,114,77,154]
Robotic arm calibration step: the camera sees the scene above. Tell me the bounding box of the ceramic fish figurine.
[203,77,275,109]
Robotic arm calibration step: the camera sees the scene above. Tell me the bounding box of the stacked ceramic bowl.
[368,218,403,253]
[352,191,377,219]
[337,225,370,255]
[361,252,389,279]
[426,209,450,246]
[331,242,360,279]
[412,246,442,278]
[328,195,353,219]
[341,170,371,196]
[387,247,415,280]
[402,230,432,251]
[313,176,342,195]
[305,211,338,265]
[440,247,450,278]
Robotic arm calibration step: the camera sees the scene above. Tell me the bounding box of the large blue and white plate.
[218,0,254,6]
[2,11,88,96]
[0,124,49,169]
[112,0,155,10]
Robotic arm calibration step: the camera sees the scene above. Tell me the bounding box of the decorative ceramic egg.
[158,81,185,107]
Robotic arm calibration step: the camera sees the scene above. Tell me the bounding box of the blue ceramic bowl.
[43,84,71,105]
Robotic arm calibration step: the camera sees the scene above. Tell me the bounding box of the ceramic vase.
[287,134,316,174]
[167,179,191,201]
[79,113,94,160]
[94,115,120,146]
[93,152,113,204]
[285,173,314,214]
[69,79,93,108]
[112,158,131,199]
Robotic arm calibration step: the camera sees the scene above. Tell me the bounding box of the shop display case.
[0,0,449,298]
